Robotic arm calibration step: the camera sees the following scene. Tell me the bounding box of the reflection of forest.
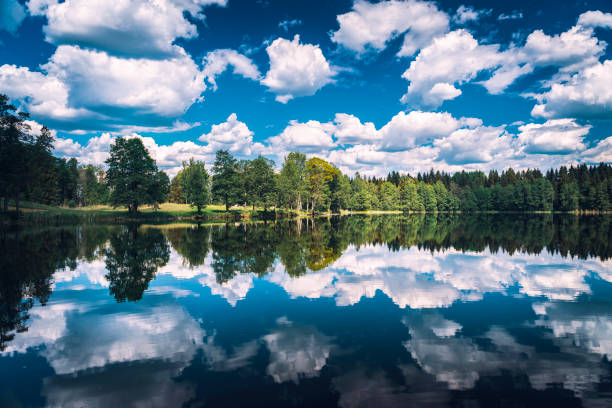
[165,214,612,284]
[1,215,610,351]
[0,225,116,351]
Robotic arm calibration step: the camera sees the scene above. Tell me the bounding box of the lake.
[1,214,611,407]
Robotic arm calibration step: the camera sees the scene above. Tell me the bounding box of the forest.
[1,94,611,215]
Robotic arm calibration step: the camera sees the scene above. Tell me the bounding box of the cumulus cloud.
[379,111,459,151]
[522,26,605,72]
[266,119,336,153]
[0,63,94,121]
[27,0,227,58]
[198,113,263,155]
[582,136,612,163]
[0,45,206,131]
[43,45,205,117]
[330,0,449,57]
[531,60,612,119]
[333,113,379,145]
[434,126,513,165]
[517,119,590,154]
[401,21,608,107]
[577,10,612,29]
[401,30,504,108]
[261,35,336,103]
[0,0,26,34]
[202,49,260,91]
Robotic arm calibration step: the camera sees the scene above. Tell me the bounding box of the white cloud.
[531,60,612,119]
[517,119,590,154]
[0,63,93,120]
[522,26,605,72]
[278,19,302,32]
[0,0,26,34]
[330,0,449,57]
[266,119,336,153]
[333,113,379,145]
[401,30,504,108]
[582,136,612,163]
[453,5,489,25]
[202,49,260,91]
[43,45,206,117]
[379,111,459,151]
[402,21,608,107]
[261,35,336,103]
[198,113,262,155]
[27,0,227,58]
[435,126,513,164]
[0,44,206,130]
[497,11,523,21]
[577,10,612,29]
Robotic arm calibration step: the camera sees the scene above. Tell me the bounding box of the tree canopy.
[105,137,169,215]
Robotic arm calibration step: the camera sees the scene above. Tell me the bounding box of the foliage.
[211,150,241,211]
[181,159,210,214]
[105,137,168,215]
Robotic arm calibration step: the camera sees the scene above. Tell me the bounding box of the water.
[1,214,612,407]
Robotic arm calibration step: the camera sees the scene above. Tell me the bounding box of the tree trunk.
[15,192,20,214]
[225,200,229,212]
[3,197,7,213]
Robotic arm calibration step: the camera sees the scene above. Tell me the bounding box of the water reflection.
[104,225,170,302]
[0,214,611,407]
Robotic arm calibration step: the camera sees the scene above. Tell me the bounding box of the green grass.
[4,201,310,223]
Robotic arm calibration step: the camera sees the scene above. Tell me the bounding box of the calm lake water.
[1,214,612,407]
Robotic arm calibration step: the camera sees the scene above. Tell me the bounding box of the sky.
[1,0,611,177]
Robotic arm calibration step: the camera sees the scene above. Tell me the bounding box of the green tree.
[168,170,185,203]
[27,126,59,205]
[399,178,424,212]
[0,94,33,213]
[78,164,109,206]
[330,172,351,213]
[418,182,437,212]
[278,152,307,210]
[350,176,371,211]
[379,181,400,210]
[305,157,334,215]
[105,137,165,215]
[248,156,277,212]
[559,181,580,211]
[181,159,210,214]
[211,150,241,212]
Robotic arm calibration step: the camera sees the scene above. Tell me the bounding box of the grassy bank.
[2,201,311,224]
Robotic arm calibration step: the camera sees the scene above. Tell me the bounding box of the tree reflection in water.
[104,224,170,302]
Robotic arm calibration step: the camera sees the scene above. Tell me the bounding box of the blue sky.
[1,0,611,176]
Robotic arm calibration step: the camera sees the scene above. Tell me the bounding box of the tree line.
[2,93,611,215]
[170,149,611,214]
